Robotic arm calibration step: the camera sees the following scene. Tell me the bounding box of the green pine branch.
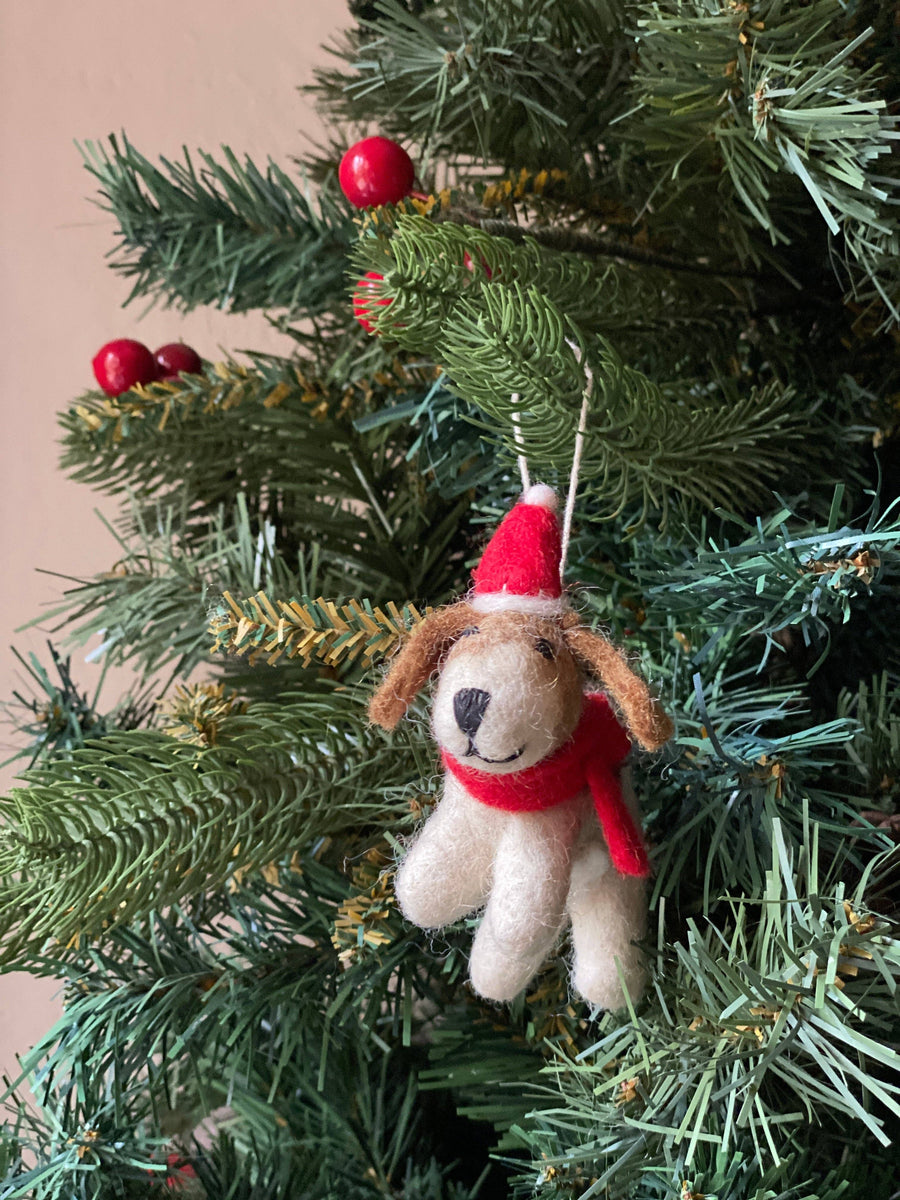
[513,824,900,1193]
[839,672,900,813]
[24,499,298,683]
[308,0,631,171]
[629,2,900,317]
[1,853,491,1198]
[209,589,427,669]
[7,851,466,1106]
[29,485,475,687]
[352,220,803,523]
[0,689,424,965]
[354,213,749,355]
[61,356,430,505]
[649,673,884,906]
[439,312,799,526]
[81,134,356,318]
[60,359,481,610]
[1,643,155,769]
[636,498,900,666]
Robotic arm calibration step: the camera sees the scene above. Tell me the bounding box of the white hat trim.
[470,590,567,616]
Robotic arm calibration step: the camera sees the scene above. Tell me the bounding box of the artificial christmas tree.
[2,2,900,1197]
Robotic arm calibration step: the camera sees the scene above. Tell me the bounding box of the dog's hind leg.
[394,774,502,928]
[567,852,648,1011]
[467,796,584,1002]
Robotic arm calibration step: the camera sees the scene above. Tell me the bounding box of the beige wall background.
[0,0,346,1087]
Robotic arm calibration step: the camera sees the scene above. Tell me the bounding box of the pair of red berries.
[339,136,415,334]
[92,339,203,397]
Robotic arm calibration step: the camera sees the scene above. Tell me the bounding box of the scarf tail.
[586,761,651,878]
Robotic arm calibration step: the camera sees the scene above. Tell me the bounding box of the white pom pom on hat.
[470,483,567,615]
[520,483,559,511]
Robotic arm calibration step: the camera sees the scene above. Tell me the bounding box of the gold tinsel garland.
[209,591,428,669]
[73,358,442,440]
[331,845,398,964]
[159,682,249,748]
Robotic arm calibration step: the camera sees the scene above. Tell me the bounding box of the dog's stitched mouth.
[463,741,525,765]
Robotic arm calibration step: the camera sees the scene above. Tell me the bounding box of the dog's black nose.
[453,688,491,738]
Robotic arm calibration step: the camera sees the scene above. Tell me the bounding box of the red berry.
[463,250,494,280]
[353,272,392,334]
[91,339,158,396]
[339,137,415,208]
[165,1153,197,1190]
[154,342,203,378]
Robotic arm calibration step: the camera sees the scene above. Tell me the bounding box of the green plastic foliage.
[54,363,479,680]
[0,690,418,965]
[0,859,486,1200]
[513,826,900,1195]
[630,1,900,310]
[40,492,473,686]
[1,643,154,770]
[311,0,630,169]
[306,2,900,325]
[354,218,800,523]
[23,500,297,683]
[354,215,740,354]
[5,6,900,1197]
[638,500,900,664]
[61,357,430,512]
[516,1137,886,1199]
[839,672,900,806]
[440,308,795,524]
[81,135,356,318]
[650,679,871,906]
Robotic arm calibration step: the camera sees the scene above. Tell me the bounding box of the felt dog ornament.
[369,485,673,1009]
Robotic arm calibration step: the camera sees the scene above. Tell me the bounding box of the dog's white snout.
[453,687,491,737]
[432,627,582,774]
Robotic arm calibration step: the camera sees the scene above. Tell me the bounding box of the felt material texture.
[395,776,646,1007]
[431,613,583,772]
[567,766,648,1007]
[368,602,476,730]
[565,624,674,751]
[568,852,648,1008]
[442,693,649,877]
[393,773,501,929]
[369,489,672,1007]
[472,492,563,601]
[467,794,584,1001]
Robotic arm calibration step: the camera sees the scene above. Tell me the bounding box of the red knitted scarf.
[442,693,649,878]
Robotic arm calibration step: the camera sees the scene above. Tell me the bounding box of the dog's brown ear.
[565,626,673,751]
[369,602,476,730]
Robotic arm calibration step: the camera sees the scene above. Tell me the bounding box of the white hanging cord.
[560,342,593,582]
[511,395,531,492]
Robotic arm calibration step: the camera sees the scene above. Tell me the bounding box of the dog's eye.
[458,626,479,638]
[534,637,555,661]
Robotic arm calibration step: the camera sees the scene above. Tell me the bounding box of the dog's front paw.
[394,858,478,929]
[468,912,561,1002]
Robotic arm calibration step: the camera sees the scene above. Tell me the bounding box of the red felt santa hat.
[470,484,567,615]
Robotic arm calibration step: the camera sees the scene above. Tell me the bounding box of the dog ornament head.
[369,484,672,756]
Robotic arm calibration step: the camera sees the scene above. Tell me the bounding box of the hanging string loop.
[560,340,592,582]
[511,395,530,492]
[510,340,591,583]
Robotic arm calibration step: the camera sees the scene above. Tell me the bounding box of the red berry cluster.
[91,339,203,397]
